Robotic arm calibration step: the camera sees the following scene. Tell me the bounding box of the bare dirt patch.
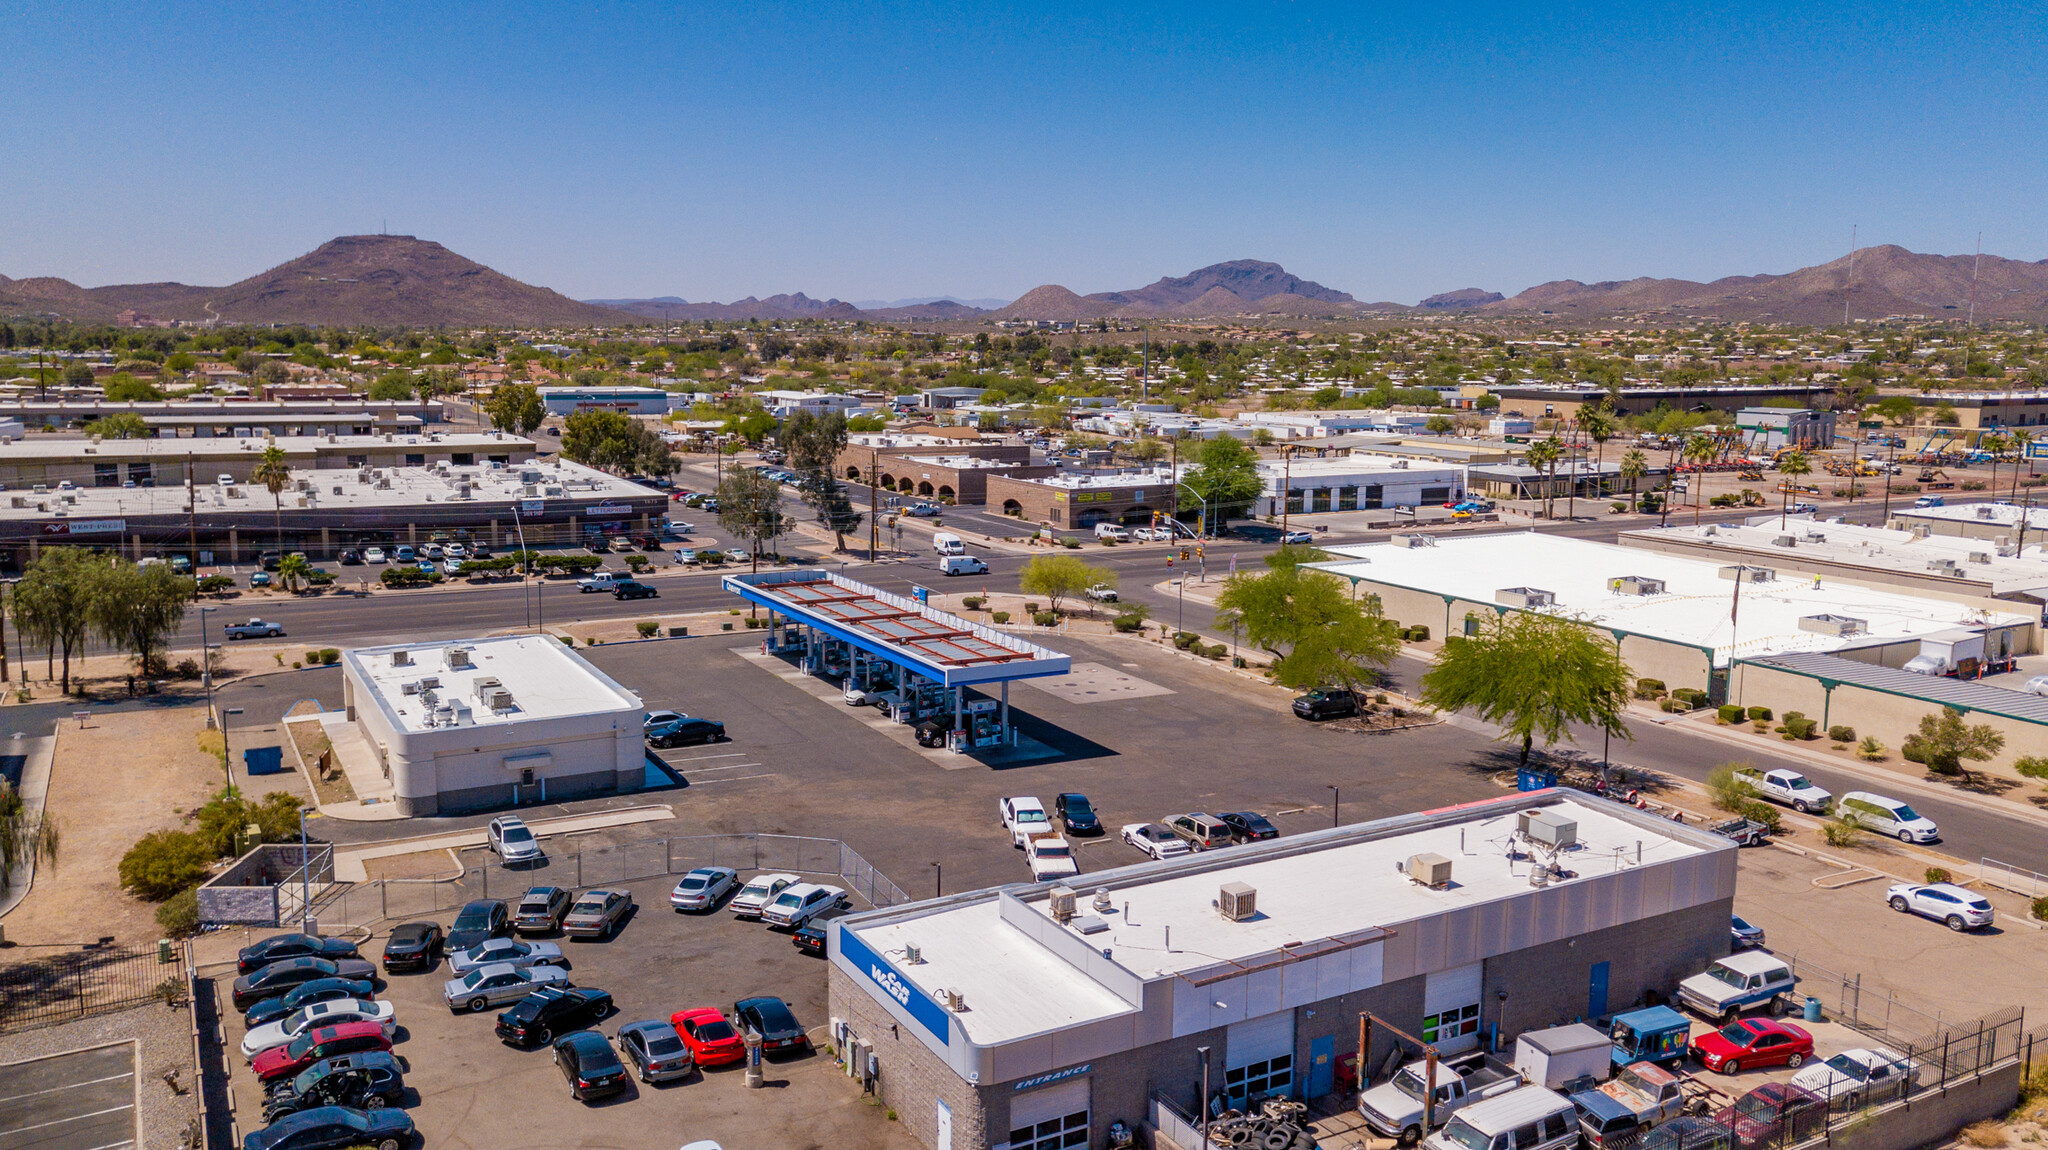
[361,850,460,881]
[285,713,355,806]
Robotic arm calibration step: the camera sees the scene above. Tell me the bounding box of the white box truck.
[1513,1023,1613,1091]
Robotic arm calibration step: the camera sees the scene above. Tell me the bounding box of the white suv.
[1885,882,1993,931]
[488,816,544,863]
[760,883,849,929]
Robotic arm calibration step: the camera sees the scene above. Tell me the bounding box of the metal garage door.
[1424,962,1484,1055]
[1009,1076,1090,1150]
[1226,1010,1296,1106]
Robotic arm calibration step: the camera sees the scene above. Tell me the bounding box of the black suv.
[1055,793,1101,836]
[261,1051,405,1121]
[379,922,443,973]
[1291,687,1362,720]
[613,580,658,600]
[495,985,616,1047]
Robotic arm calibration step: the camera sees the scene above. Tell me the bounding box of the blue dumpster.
[1517,766,1560,792]
[244,746,285,776]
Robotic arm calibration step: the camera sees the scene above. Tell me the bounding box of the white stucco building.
[341,635,645,816]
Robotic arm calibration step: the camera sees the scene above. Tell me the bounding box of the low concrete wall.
[1834,1060,2022,1150]
[196,843,331,927]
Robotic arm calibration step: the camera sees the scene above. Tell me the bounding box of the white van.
[1093,522,1130,542]
[940,555,988,576]
[1840,792,1939,843]
[932,532,966,556]
[1426,1086,1578,1150]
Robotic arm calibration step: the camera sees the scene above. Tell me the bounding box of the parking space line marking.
[1272,807,1309,816]
[0,1071,133,1105]
[79,1141,136,1150]
[0,1103,135,1137]
[683,773,776,785]
[660,752,750,763]
[676,762,761,774]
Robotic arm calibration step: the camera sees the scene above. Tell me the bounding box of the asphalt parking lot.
[213,872,917,1150]
[0,1041,138,1150]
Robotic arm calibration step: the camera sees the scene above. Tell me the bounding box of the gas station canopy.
[720,571,1072,688]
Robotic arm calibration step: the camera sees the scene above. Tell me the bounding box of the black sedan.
[792,907,847,957]
[733,996,809,1054]
[233,958,379,1012]
[553,1029,630,1101]
[240,1104,414,1150]
[446,899,510,952]
[1291,687,1363,721]
[380,922,443,973]
[495,985,616,1047]
[238,934,361,976]
[260,1051,405,1122]
[1055,792,1102,835]
[245,978,376,1029]
[1220,811,1280,843]
[647,717,725,747]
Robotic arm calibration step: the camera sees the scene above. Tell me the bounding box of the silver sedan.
[616,1019,695,1083]
[669,867,740,912]
[441,962,570,1013]
[446,937,566,976]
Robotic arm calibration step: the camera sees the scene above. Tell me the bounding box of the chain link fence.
[304,833,909,936]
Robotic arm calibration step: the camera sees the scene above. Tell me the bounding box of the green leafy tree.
[253,444,292,554]
[1872,395,1918,426]
[1418,610,1633,768]
[119,829,212,901]
[1913,707,2005,775]
[367,371,416,401]
[84,411,151,439]
[483,382,546,437]
[1018,553,1113,615]
[14,548,102,692]
[0,780,59,900]
[561,410,676,476]
[724,409,777,444]
[1179,436,1263,529]
[61,361,95,389]
[714,469,787,569]
[93,560,195,677]
[782,411,864,550]
[104,374,165,402]
[1215,553,1398,693]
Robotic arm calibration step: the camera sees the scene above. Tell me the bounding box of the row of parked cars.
[667,867,850,954]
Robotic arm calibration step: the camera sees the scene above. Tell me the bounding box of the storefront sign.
[589,502,630,517]
[40,518,125,535]
[519,499,545,514]
[838,925,949,1045]
[1015,1063,1091,1091]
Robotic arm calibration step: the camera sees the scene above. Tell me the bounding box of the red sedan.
[670,1006,747,1068]
[251,1021,392,1082]
[1690,1018,1813,1074]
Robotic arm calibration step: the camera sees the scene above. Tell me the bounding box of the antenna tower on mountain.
[1842,225,1856,326]
[1966,233,1982,327]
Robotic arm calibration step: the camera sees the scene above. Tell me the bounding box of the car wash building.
[826,791,1735,1150]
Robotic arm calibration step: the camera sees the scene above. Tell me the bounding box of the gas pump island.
[720,571,1072,752]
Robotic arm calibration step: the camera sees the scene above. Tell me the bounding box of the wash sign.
[839,927,949,1045]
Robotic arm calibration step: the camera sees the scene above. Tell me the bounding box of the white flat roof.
[1896,502,2048,531]
[0,432,528,462]
[1621,519,2048,594]
[893,454,1035,470]
[1017,468,1180,490]
[347,634,640,733]
[1257,456,1462,479]
[1312,532,2032,665]
[848,797,1712,1045]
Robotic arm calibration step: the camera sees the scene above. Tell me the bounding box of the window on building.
[1421,487,1451,504]
[1285,491,1304,515]
[94,463,119,487]
[1224,1055,1292,1106]
[1364,484,1384,510]
[1421,1003,1480,1044]
[452,453,475,466]
[346,455,368,468]
[405,453,426,466]
[1338,485,1358,511]
[1009,1110,1088,1150]
[126,462,153,484]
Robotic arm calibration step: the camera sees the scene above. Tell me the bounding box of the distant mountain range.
[0,236,634,327]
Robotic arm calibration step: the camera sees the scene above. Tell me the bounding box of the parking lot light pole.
[1329,785,1340,828]
[220,706,243,788]
[932,862,942,898]
[298,806,317,932]
[1197,1045,1211,1142]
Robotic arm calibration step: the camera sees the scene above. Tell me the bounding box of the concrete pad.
[1021,661,1175,704]
[332,805,674,881]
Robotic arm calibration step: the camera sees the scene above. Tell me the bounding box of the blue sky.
[3,1,2043,304]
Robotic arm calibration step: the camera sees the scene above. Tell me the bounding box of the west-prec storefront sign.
[40,518,125,535]
[839,927,950,1045]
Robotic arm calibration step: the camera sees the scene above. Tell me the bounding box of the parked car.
[1292,687,1362,720]
[1677,952,1797,1024]
[441,559,463,576]
[553,1029,630,1101]
[513,887,574,935]
[442,963,571,1013]
[1731,768,1831,814]
[1729,915,1766,950]
[488,816,544,863]
[260,551,283,571]
[1790,1048,1919,1106]
[445,542,467,559]
[672,548,699,565]
[393,545,415,563]
[1689,1019,1813,1074]
[251,1022,394,1083]
[1886,882,1994,931]
[1638,1114,1733,1150]
[1121,822,1191,861]
[2021,674,2048,697]
[445,899,511,952]
[903,502,942,517]
[259,1052,405,1122]
[497,985,617,1047]
[1054,792,1101,835]
[1219,811,1279,842]
[245,978,378,1029]
[644,708,688,731]
[732,996,809,1054]
[240,934,361,976]
[232,958,380,1012]
[670,1006,747,1067]
[336,550,362,566]
[1840,792,1939,843]
[1281,529,1315,545]
[447,937,566,976]
[616,1019,695,1083]
[225,618,287,640]
[562,889,634,938]
[364,547,387,564]
[1001,796,1053,846]
[648,715,725,746]
[760,883,848,929]
[670,867,741,912]
[793,906,847,957]
[1164,812,1233,851]
[912,714,957,747]
[728,873,800,919]
[378,922,442,973]
[725,548,750,563]
[1715,1083,1828,1150]
[242,1000,397,1061]
[614,580,658,600]
[240,1104,414,1150]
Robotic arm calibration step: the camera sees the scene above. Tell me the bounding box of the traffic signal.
[1179,547,1192,560]
[1196,544,1205,558]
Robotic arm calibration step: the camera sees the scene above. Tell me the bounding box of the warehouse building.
[537,385,678,415]
[340,634,645,816]
[0,397,443,430]
[1734,407,1836,451]
[0,430,537,491]
[985,468,1179,529]
[1259,455,1466,516]
[1489,383,1836,422]
[827,791,1734,1150]
[1890,501,2048,545]
[1307,533,2035,698]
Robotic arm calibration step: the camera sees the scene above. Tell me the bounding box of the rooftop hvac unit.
[1518,809,1578,848]
[1048,885,1077,923]
[391,650,412,667]
[1391,534,1435,549]
[1799,613,1868,637]
[1968,551,1991,564]
[1927,559,1959,574]
[473,675,503,699]
[1406,852,1454,889]
[1496,587,1554,608]
[1769,534,1796,547]
[1608,575,1665,596]
[1718,564,1775,583]
[1975,505,1996,520]
[481,688,513,711]
[1216,881,1257,922]
[943,988,967,1012]
[445,647,472,669]
[903,943,923,964]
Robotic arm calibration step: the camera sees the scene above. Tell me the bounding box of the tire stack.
[1206,1100,1317,1150]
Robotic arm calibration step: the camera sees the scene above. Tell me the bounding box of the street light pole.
[198,606,216,726]
[932,862,942,898]
[1197,1045,1212,1143]
[221,706,243,789]
[299,806,317,932]
[1328,784,1340,828]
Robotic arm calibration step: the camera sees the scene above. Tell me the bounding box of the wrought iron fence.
[300,834,909,936]
[0,945,183,1035]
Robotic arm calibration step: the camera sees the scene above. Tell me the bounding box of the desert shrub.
[197,574,237,595]
[1661,698,1688,713]
[306,650,324,665]
[1024,602,1039,613]
[1738,800,1783,834]
[1202,643,1226,659]
[745,617,765,629]
[992,610,1011,625]
[1827,725,1856,744]
[173,657,202,680]
[1901,736,1927,764]
[1784,711,1805,724]
[1785,718,1817,740]
[1061,537,1080,549]
[1718,704,1745,723]
[119,830,213,901]
[1925,866,1953,885]
[1407,624,1430,641]
[1232,656,1248,668]
[961,596,986,610]
[1672,687,1707,705]
[1173,631,1200,650]
[1960,480,1988,492]
[1111,613,1144,633]
[1822,814,1864,848]
[2014,755,2048,780]
[156,888,201,937]
[636,621,660,638]
[1707,763,1757,810]
[559,634,574,645]
[2035,897,2048,923]
[1857,735,1887,761]
[1033,611,1058,627]
[1746,706,1772,722]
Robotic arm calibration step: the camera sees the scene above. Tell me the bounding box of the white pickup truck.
[1677,950,1797,1024]
[1001,796,1053,847]
[577,571,625,593]
[1358,1055,1526,1145]
[1732,767,1832,815]
[1025,833,1079,881]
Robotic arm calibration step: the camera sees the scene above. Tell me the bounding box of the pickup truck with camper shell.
[1731,768,1831,815]
[1677,951,1797,1024]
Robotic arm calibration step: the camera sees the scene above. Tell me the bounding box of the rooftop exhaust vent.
[1718,564,1775,584]
[1799,614,1867,637]
[1496,587,1554,608]
[1608,575,1665,596]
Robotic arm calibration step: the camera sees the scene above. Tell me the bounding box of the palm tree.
[1579,405,1616,497]
[1980,433,2008,502]
[2011,431,2034,501]
[1778,450,1812,528]
[1681,434,1716,525]
[276,552,312,594]
[253,445,293,556]
[1525,436,1563,519]
[1619,449,1648,508]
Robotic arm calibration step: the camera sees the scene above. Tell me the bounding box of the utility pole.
[868,446,879,560]
[186,452,199,566]
[1281,447,1295,536]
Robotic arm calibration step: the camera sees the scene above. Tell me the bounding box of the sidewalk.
[331,806,675,881]
[0,732,58,919]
